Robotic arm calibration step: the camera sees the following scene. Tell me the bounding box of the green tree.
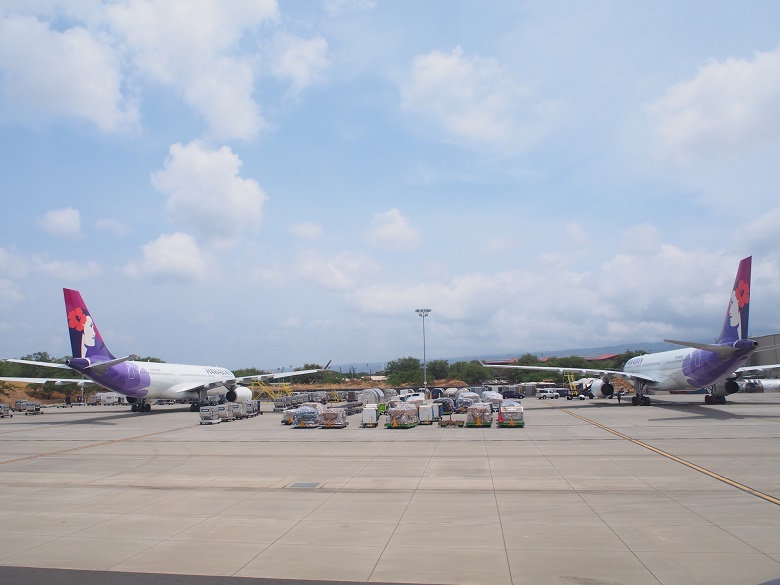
[385,356,423,386]
[426,359,449,381]
[449,360,492,385]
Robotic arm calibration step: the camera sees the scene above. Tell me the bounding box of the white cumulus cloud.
[270,32,330,96]
[38,208,82,239]
[151,140,268,247]
[124,232,208,283]
[296,249,378,291]
[401,46,558,154]
[648,46,780,163]
[366,208,421,251]
[105,0,278,141]
[0,14,139,133]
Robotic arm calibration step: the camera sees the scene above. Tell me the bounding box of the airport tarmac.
[1,395,780,585]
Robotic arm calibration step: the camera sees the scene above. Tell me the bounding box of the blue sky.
[2,1,780,371]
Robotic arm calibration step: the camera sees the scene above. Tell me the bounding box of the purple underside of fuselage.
[682,350,746,387]
[75,363,151,398]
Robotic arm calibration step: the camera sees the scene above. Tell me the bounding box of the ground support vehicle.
[385,403,419,428]
[497,402,525,427]
[320,409,348,428]
[0,404,12,418]
[465,403,493,427]
[199,405,220,424]
[360,405,379,427]
[566,392,586,400]
[537,389,561,399]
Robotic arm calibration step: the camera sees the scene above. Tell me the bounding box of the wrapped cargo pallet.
[320,408,348,428]
[385,402,419,428]
[301,402,326,413]
[465,402,493,427]
[497,402,525,427]
[293,406,322,428]
[455,392,480,413]
[281,408,298,425]
[481,391,504,411]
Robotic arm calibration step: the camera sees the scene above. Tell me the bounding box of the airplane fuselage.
[623,345,753,392]
[67,359,236,402]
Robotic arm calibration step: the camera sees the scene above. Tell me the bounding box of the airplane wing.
[235,362,331,384]
[735,363,780,376]
[477,360,659,383]
[0,377,91,385]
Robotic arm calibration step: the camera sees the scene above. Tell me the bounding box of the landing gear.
[705,394,726,405]
[130,401,151,412]
[631,395,652,406]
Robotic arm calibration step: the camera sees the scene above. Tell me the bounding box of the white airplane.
[1,288,329,412]
[481,256,780,405]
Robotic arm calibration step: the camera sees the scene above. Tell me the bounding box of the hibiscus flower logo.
[735,280,750,308]
[68,307,89,331]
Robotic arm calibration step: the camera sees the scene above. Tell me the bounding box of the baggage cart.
[199,405,220,424]
[217,404,235,422]
[25,402,43,415]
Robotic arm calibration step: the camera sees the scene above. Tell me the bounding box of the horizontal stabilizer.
[5,359,71,370]
[663,339,737,360]
[85,354,140,375]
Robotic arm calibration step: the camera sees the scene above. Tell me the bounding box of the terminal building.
[745,333,780,375]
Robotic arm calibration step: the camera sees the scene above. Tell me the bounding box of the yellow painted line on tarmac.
[552,404,780,507]
[0,425,193,466]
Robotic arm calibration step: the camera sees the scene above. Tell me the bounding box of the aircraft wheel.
[641,396,651,406]
[144,403,152,412]
[131,404,138,412]
[704,395,712,405]
[631,396,639,406]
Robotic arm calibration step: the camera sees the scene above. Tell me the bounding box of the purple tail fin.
[64,289,114,361]
[717,256,751,344]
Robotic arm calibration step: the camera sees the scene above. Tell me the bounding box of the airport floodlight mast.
[415,309,432,389]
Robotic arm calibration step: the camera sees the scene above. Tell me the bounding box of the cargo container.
[360,404,379,427]
[199,405,220,424]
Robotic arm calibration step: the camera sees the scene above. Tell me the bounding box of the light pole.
[415,309,431,389]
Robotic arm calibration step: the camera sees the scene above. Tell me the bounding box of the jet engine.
[225,385,252,403]
[713,378,780,395]
[589,379,615,398]
[713,379,741,396]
